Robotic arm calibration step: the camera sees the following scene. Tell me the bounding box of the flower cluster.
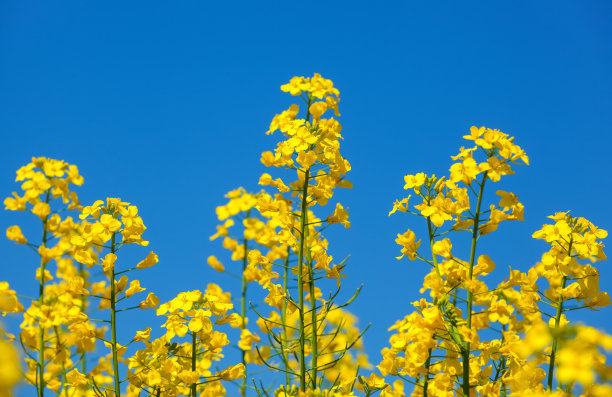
[377,127,610,396]
[1,79,610,397]
[125,285,244,396]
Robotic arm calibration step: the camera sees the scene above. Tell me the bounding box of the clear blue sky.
[1,1,611,395]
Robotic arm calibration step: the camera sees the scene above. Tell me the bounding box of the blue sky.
[1,1,611,395]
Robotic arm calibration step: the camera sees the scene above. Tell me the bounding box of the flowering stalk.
[294,93,314,391]
[423,217,440,395]
[241,228,249,397]
[297,168,310,391]
[37,189,51,397]
[109,232,121,397]
[308,250,319,390]
[78,261,88,376]
[281,256,291,386]
[547,259,569,390]
[463,171,488,396]
[192,331,197,397]
[256,75,355,392]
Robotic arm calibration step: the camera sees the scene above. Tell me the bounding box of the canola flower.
[209,187,286,397]
[0,79,610,397]
[124,285,245,397]
[4,157,95,397]
[72,197,158,396]
[257,74,364,393]
[378,126,610,397]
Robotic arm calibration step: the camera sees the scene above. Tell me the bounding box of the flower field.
[1,74,610,397]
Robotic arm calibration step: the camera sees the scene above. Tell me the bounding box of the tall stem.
[37,189,50,397]
[281,256,291,386]
[296,95,313,392]
[78,262,87,376]
[463,171,488,396]
[191,331,197,397]
[297,168,310,391]
[423,217,441,394]
[547,264,569,390]
[240,224,249,397]
[308,256,318,389]
[109,232,120,397]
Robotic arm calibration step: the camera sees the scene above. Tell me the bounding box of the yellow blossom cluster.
[125,285,244,396]
[1,78,611,397]
[4,157,83,213]
[378,126,611,397]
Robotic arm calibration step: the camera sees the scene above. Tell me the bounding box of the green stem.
[109,232,120,397]
[547,272,569,391]
[463,171,488,397]
[423,217,440,393]
[423,348,433,396]
[191,332,197,397]
[78,262,87,376]
[297,168,310,392]
[308,256,318,389]
[54,327,69,397]
[427,218,441,279]
[37,189,51,397]
[281,256,291,386]
[241,224,249,397]
[296,95,313,392]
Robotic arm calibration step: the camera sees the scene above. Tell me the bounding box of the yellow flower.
[210,219,234,240]
[449,156,480,185]
[0,340,22,393]
[0,282,24,315]
[136,251,158,269]
[309,101,328,120]
[362,373,387,389]
[403,173,426,191]
[102,253,117,273]
[474,254,496,276]
[395,230,421,260]
[178,370,199,385]
[31,202,50,220]
[4,192,27,211]
[218,363,246,381]
[432,238,453,259]
[264,283,286,309]
[139,292,160,310]
[238,329,260,350]
[5,225,27,244]
[125,280,146,298]
[133,327,152,342]
[389,196,410,216]
[207,255,225,272]
[188,313,212,334]
[66,368,88,386]
[327,203,350,228]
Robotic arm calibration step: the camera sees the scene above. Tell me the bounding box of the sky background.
[1,1,611,395]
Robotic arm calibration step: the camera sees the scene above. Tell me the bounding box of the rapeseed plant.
[1,77,610,397]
